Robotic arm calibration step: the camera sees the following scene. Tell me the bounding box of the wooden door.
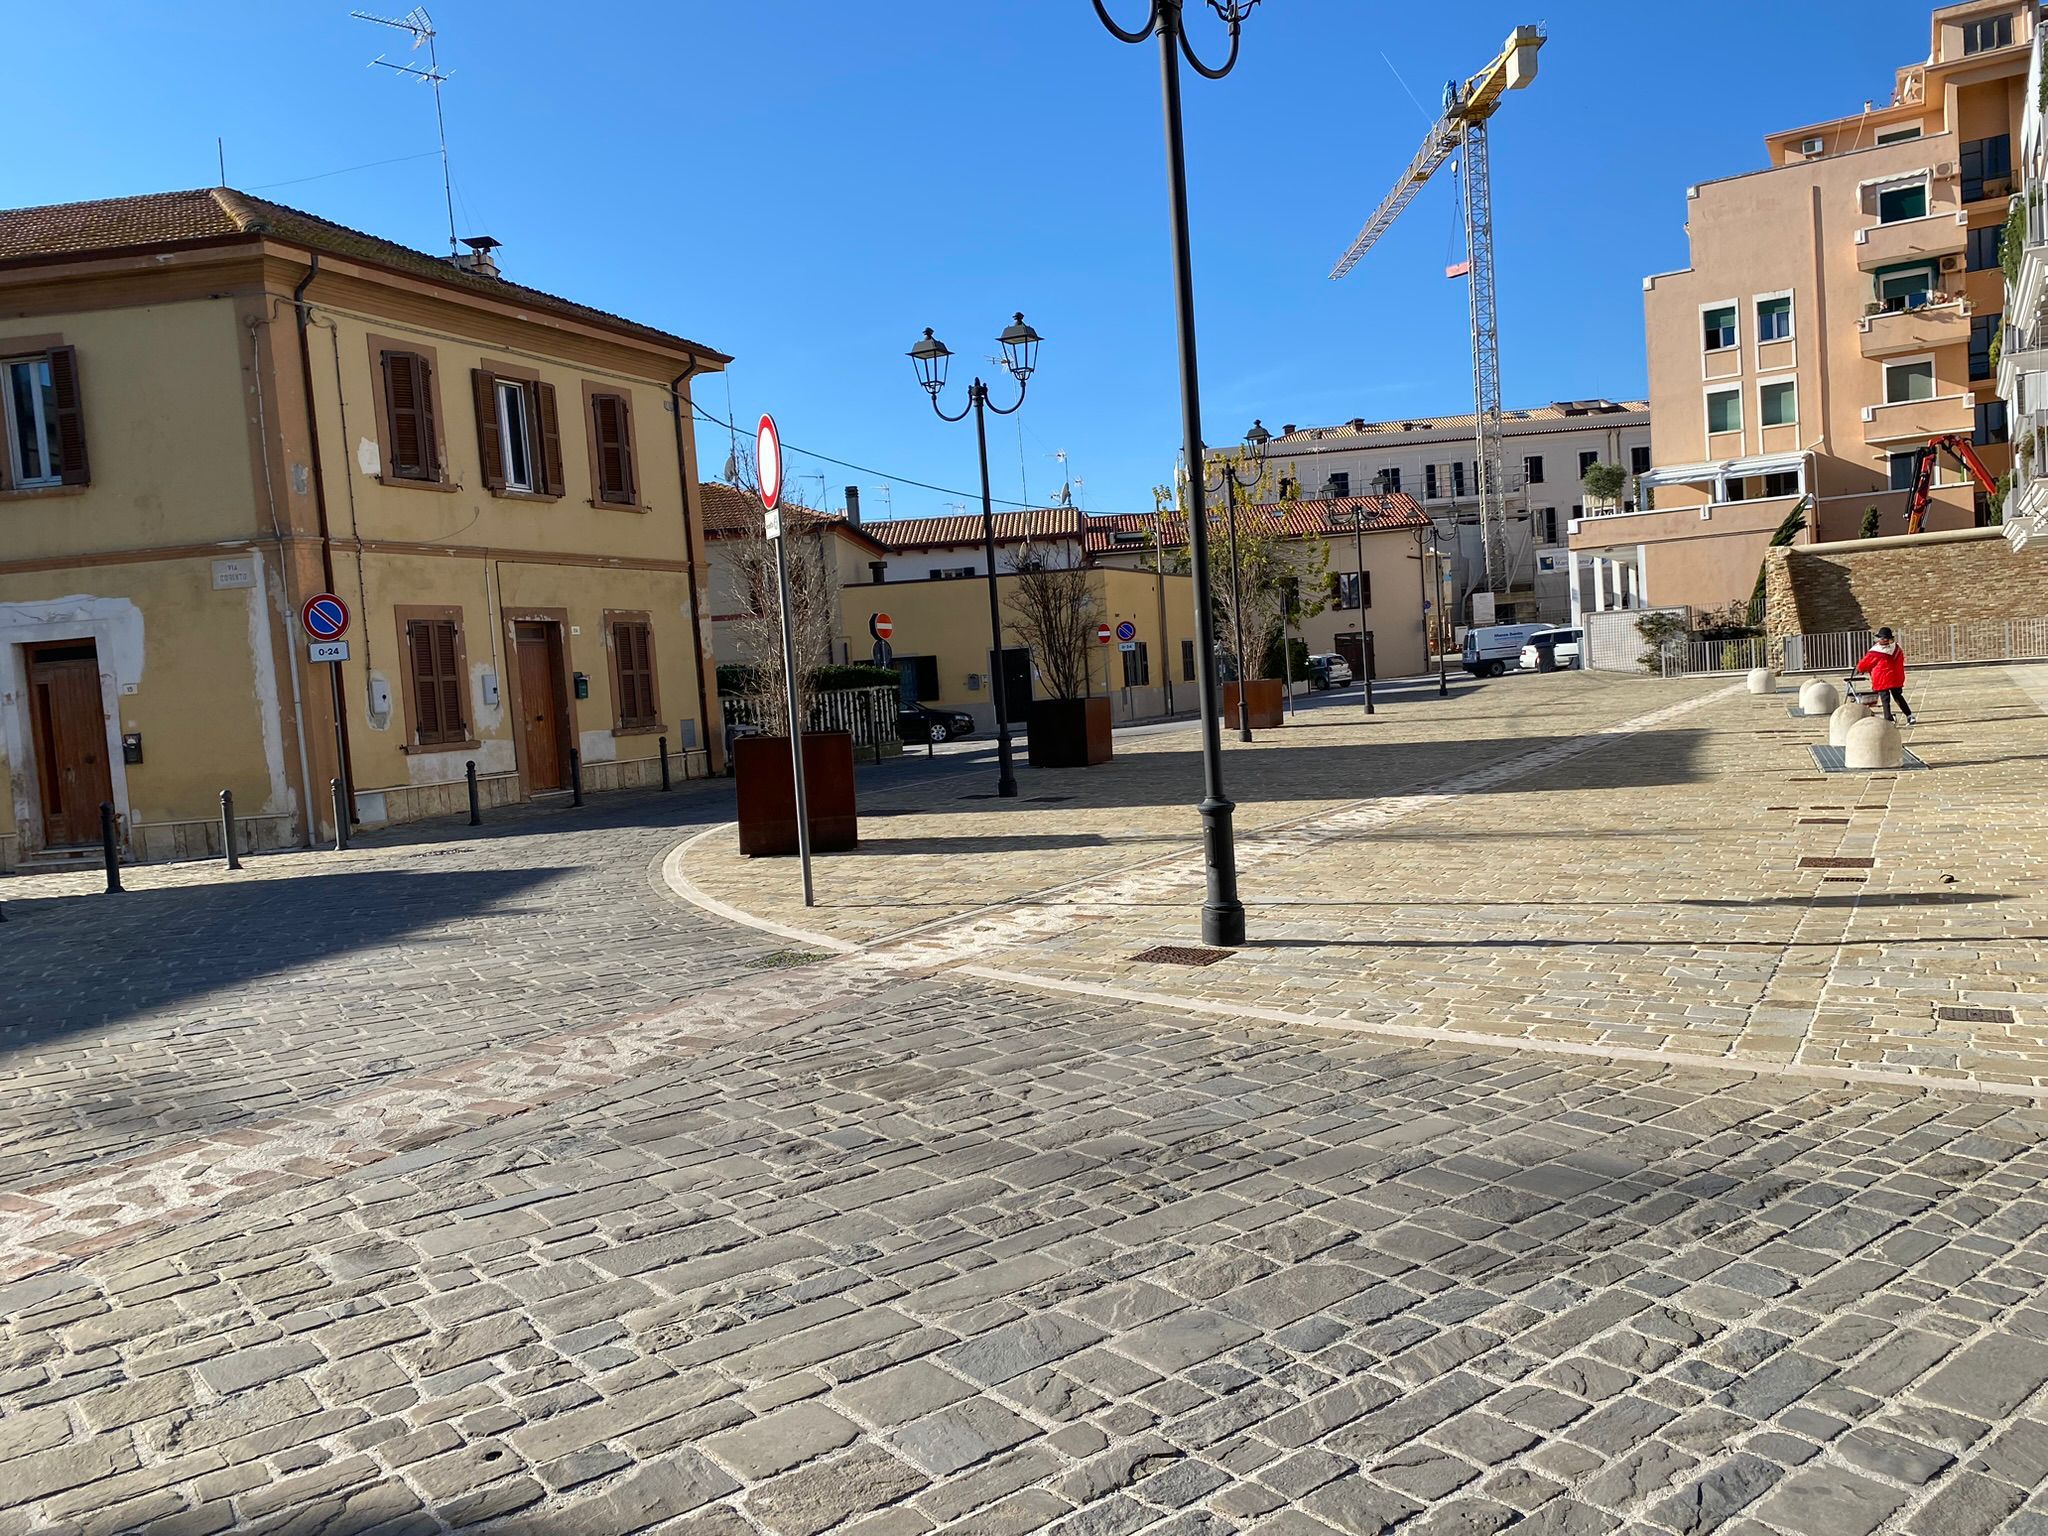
[1335,633,1365,678]
[515,623,567,792]
[29,648,113,846]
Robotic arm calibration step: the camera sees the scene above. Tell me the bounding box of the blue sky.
[12,1,1936,519]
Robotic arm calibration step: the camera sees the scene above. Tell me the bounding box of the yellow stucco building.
[0,188,727,869]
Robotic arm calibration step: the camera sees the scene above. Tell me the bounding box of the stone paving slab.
[5,977,2048,1533]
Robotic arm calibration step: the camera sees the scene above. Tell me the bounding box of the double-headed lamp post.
[908,314,1043,800]
[1328,473,1372,717]
[1208,418,1269,743]
[1095,0,1262,948]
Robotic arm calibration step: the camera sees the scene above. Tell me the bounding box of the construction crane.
[1330,26,1544,612]
[1904,433,1999,534]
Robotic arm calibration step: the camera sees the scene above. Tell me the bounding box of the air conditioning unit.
[1940,254,1963,271]
[1800,136,1826,156]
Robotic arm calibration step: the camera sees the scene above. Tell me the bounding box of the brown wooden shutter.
[415,355,440,480]
[1362,571,1372,608]
[594,393,636,504]
[48,346,89,486]
[408,621,442,740]
[384,351,423,478]
[473,369,504,490]
[1328,573,1342,606]
[434,621,464,739]
[612,620,656,725]
[536,382,565,496]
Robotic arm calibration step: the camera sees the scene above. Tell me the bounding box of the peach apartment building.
[1574,0,2032,625]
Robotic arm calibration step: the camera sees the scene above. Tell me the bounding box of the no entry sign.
[302,593,349,641]
[870,613,894,641]
[1097,623,1113,645]
[756,414,784,512]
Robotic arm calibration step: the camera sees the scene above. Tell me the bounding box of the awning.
[1637,451,1806,491]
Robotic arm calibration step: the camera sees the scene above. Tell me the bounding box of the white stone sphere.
[1844,716,1903,770]
[1828,700,1872,747]
[1798,679,1841,717]
[1746,668,1777,694]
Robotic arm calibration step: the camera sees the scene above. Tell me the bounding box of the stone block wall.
[1763,528,2048,637]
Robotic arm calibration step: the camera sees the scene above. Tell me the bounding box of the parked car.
[1518,627,1584,672]
[899,701,975,743]
[1306,653,1355,690]
[1462,623,1550,677]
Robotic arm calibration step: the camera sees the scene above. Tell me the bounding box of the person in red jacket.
[1853,627,1914,725]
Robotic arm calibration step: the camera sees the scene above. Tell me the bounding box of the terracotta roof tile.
[699,481,883,553]
[0,187,726,361]
[861,508,1083,549]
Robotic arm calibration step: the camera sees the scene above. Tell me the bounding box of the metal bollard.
[569,748,583,807]
[100,802,124,894]
[331,778,349,852]
[466,760,481,826]
[220,789,241,870]
[659,735,671,792]
[1365,671,1375,716]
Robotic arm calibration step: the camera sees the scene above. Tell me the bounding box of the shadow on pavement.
[0,866,571,1039]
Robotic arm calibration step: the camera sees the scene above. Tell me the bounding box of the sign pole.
[758,414,813,908]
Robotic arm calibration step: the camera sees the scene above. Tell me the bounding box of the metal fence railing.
[722,685,902,748]
[1660,619,2048,677]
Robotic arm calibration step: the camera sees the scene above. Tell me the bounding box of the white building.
[1218,401,1652,626]
[2002,15,2048,546]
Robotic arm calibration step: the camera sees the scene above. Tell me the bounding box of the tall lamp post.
[908,314,1043,800]
[1208,419,1268,743]
[1094,0,1262,948]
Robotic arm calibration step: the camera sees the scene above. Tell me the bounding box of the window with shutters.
[1181,639,1195,681]
[473,369,565,498]
[379,349,441,482]
[1330,571,1368,611]
[1121,640,1149,688]
[605,613,661,732]
[403,615,469,747]
[2,347,87,490]
[589,390,638,506]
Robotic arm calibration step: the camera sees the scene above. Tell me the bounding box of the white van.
[1462,624,1549,677]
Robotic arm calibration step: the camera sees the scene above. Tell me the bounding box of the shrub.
[814,663,902,693]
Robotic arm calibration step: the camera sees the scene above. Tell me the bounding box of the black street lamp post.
[1328,474,1372,717]
[909,314,1043,800]
[1208,419,1268,743]
[1094,0,1262,948]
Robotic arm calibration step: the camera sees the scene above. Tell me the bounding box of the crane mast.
[1330,26,1543,617]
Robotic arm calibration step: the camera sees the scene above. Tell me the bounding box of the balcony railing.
[1861,392,1975,445]
[1853,210,1966,271]
[1858,295,1972,358]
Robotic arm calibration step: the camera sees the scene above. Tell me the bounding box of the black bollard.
[220,789,241,870]
[569,748,583,807]
[466,760,480,826]
[659,735,671,792]
[331,778,349,852]
[100,802,124,894]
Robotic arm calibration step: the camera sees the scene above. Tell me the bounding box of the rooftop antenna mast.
[353,7,458,255]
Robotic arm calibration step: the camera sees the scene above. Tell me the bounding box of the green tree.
[1582,461,1629,512]
[1859,506,1882,538]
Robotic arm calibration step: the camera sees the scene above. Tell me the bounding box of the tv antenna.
[353,7,458,255]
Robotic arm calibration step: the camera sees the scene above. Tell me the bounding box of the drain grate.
[959,793,999,801]
[1132,944,1234,967]
[1937,1005,2016,1025]
[1798,817,1850,825]
[1801,856,1875,869]
[1028,795,1074,804]
[1823,876,1866,883]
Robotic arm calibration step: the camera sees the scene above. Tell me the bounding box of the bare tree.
[1156,457,1330,679]
[1004,538,1098,702]
[719,451,838,737]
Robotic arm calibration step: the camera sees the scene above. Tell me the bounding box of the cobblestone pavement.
[682,667,2048,1098]
[6,667,2048,1531]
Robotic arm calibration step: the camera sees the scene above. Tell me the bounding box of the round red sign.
[871,613,894,641]
[1096,623,1113,644]
[756,414,783,512]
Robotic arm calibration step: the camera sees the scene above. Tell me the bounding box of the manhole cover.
[1132,945,1234,967]
[1801,856,1875,869]
[1936,1005,2016,1024]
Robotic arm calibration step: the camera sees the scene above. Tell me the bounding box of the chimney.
[451,235,502,279]
[1282,424,1296,436]
[844,485,862,525]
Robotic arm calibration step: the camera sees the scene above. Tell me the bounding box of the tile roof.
[699,481,883,553]
[1082,496,1429,552]
[1264,400,1648,446]
[0,187,727,361]
[860,508,1084,549]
